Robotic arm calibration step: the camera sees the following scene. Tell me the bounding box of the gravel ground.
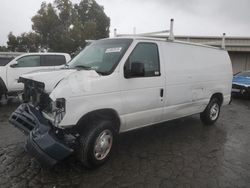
[0,98,250,188]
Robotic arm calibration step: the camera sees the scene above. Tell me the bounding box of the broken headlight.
[43,98,66,127]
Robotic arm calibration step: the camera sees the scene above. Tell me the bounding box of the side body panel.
[161,42,232,122]
[119,40,166,132]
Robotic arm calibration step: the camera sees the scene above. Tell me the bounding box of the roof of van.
[108,36,223,51]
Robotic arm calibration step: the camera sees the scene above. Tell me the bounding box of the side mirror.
[10,62,18,68]
[125,62,145,78]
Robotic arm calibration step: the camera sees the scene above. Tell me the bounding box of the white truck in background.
[0,53,71,103]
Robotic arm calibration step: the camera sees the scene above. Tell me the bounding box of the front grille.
[20,78,51,111]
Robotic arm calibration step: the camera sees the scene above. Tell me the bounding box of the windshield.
[236,71,250,77]
[68,38,133,75]
[0,57,14,66]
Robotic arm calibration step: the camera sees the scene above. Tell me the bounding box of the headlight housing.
[54,98,66,126]
[55,98,66,110]
[43,98,66,127]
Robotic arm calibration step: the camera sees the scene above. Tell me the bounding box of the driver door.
[120,42,165,131]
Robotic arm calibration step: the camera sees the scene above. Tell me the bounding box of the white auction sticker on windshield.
[105,47,122,53]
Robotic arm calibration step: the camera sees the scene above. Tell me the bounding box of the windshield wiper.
[73,65,106,76]
[74,65,92,70]
[62,63,69,69]
[97,71,109,76]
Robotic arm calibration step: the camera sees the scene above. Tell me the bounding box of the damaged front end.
[9,78,74,166]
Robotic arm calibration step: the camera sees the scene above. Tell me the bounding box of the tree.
[31,2,61,50]
[17,32,41,52]
[7,32,41,52]
[32,0,110,54]
[7,32,18,51]
[75,0,110,39]
[6,0,110,54]
[0,46,8,52]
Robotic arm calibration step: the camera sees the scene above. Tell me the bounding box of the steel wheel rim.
[210,103,219,121]
[93,129,113,160]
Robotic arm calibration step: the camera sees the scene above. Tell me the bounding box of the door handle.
[160,88,164,97]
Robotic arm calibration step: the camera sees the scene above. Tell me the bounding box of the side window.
[16,56,40,67]
[0,57,14,66]
[125,43,160,77]
[41,55,66,66]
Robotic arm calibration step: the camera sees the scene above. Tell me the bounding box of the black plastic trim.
[0,77,7,95]
[232,84,250,96]
[26,132,58,166]
[9,104,73,166]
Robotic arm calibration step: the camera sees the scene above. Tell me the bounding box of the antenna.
[114,28,117,37]
[221,33,226,49]
[168,18,174,41]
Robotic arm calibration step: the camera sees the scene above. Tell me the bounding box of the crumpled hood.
[20,69,77,92]
[49,69,102,100]
[20,68,101,95]
[233,76,250,87]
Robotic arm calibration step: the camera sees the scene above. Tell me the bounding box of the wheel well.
[211,93,223,106]
[75,109,121,134]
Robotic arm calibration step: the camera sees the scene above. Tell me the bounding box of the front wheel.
[200,98,221,125]
[77,120,117,168]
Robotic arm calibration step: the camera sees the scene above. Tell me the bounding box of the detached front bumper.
[9,104,73,166]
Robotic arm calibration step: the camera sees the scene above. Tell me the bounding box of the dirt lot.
[0,99,250,188]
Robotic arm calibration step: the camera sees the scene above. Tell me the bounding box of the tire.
[0,87,3,101]
[0,84,6,106]
[77,120,117,168]
[200,98,221,125]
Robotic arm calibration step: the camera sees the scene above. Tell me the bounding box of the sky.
[0,0,250,46]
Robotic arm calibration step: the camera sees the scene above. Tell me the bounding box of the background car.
[232,70,250,97]
[0,53,71,102]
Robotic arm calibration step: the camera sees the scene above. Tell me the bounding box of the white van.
[9,37,232,168]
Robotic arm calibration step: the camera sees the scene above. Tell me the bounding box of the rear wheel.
[200,98,221,125]
[77,120,117,168]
